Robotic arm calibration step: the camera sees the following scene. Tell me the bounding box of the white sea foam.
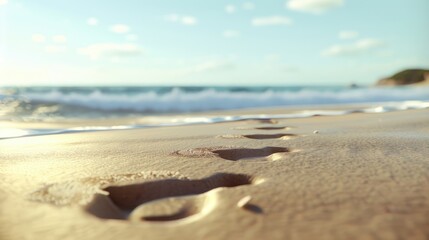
[1,100,428,139]
[18,87,429,113]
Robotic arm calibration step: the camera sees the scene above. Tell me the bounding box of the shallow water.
[1,100,428,139]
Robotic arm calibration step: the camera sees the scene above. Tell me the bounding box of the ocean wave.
[7,86,429,114]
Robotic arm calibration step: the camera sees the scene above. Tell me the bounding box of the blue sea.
[1,86,428,120]
[1,86,428,139]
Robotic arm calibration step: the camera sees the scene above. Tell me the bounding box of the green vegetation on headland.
[376,69,429,86]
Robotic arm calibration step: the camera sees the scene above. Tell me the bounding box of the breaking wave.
[1,86,428,118]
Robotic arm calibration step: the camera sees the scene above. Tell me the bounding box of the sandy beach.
[2,0,428,238]
[1,108,429,240]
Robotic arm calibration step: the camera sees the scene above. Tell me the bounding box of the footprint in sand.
[212,147,291,161]
[174,146,291,161]
[85,173,261,222]
[238,119,279,124]
[219,133,297,140]
[30,172,261,223]
[233,126,292,131]
[254,126,289,130]
[226,119,302,141]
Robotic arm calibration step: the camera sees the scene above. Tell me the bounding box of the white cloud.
[322,38,385,56]
[78,43,142,60]
[31,34,46,43]
[243,2,255,10]
[87,18,98,26]
[0,0,8,6]
[165,14,197,26]
[252,16,292,26]
[339,31,359,40]
[110,24,130,34]
[286,0,343,14]
[223,30,240,38]
[52,35,67,43]
[225,4,236,14]
[45,45,67,54]
[181,16,197,25]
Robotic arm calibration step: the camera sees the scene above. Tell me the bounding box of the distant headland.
[376,69,429,86]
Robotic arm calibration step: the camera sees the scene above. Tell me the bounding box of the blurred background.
[1,0,428,86]
[0,0,428,121]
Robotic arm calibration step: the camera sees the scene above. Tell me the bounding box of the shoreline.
[1,100,428,139]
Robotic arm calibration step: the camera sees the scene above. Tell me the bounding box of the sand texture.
[1,109,429,240]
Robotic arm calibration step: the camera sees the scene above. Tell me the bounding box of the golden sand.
[1,109,429,240]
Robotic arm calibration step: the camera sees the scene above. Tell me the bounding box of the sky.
[0,0,428,86]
